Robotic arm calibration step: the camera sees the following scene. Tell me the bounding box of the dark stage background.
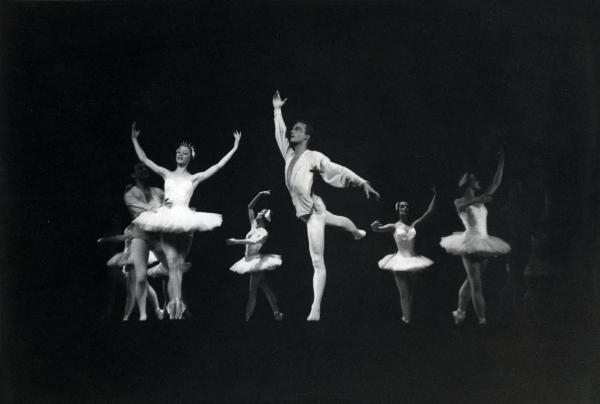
[1,2,599,403]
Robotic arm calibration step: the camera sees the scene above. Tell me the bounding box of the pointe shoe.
[174,299,185,320]
[155,309,164,320]
[307,307,321,321]
[353,229,367,240]
[452,309,466,325]
[166,300,176,320]
[478,317,487,325]
[274,311,284,321]
[401,316,410,324]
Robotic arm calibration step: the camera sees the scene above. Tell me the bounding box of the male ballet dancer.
[272,91,380,321]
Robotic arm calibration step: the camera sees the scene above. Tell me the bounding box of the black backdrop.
[1,2,599,403]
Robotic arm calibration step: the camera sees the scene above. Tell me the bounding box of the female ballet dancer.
[97,225,164,320]
[440,151,510,325]
[131,122,241,319]
[371,187,436,324]
[226,190,284,321]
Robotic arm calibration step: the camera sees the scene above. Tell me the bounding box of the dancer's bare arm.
[130,122,169,178]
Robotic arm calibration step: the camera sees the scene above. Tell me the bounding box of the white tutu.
[378,253,433,272]
[440,231,511,257]
[134,206,222,233]
[229,254,282,274]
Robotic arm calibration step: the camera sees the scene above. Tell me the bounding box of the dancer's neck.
[292,142,308,155]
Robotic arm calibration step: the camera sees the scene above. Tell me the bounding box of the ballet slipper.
[274,311,284,321]
[307,306,320,321]
[452,309,466,325]
[353,229,366,240]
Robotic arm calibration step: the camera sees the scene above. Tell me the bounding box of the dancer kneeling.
[226,190,283,321]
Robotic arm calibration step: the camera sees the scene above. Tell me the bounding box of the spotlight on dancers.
[371,187,436,324]
[440,151,510,326]
[226,190,284,321]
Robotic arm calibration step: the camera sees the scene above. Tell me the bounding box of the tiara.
[179,141,196,159]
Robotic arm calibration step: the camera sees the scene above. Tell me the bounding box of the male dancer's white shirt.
[124,186,164,219]
[274,109,367,217]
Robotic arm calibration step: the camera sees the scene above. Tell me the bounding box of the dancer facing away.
[226,190,284,321]
[123,163,166,320]
[440,151,510,325]
[371,187,437,324]
[272,91,380,321]
[131,122,241,319]
[98,226,163,321]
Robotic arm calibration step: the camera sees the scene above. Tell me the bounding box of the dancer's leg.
[130,238,150,321]
[123,268,136,321]
[161,233,192,319]
[324,210,365,239]
[393,272,413,323]
[462,256,487,323]
[245,272,262,321]
[306,212,326,321]
[259,275,283,320]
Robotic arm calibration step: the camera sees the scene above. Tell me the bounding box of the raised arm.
[273,90,289,158]
[316,153,381,200]
[97,234,126,244]
[192,131,241,185]
[130,122,169,178]
[247,190,270,227]
[412,187,437,228]
[370,220,397,233]
[482,151,505,196]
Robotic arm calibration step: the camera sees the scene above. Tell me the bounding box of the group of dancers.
[98,91,511,325]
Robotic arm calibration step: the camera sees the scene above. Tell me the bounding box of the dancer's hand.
[496,150,505,161]
[363,182,381,200]
[233,131,242,148]
[430,185,437,194]
[259,190,271,196]
[96,238,104,244]
[370,220,382,230]
[272,90,287,109]
[131,122,141,139]
[225,238,236,245]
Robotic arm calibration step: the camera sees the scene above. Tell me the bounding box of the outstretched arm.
[317,153,381,200]
[247,190,270,227]
[455,194,493,211]
[482,151,505,196]
[192,131,241,185]
[225,232,267,246]
[130,122,169,178]
[370,220,396,233]
[97,235,126,244]
[412,187,437,228]
[273,90,289,158]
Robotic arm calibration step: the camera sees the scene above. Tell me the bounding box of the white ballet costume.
[133,175,222,233]
[440,204,510,256]
[378,225,433,272]
[229,227,282,274]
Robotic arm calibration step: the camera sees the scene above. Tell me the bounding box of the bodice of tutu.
[245,227,268,257]
[459,204,488,236]
[164,176,194,207]
[393,225,417,257]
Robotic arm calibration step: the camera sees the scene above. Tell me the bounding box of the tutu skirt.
[229,254,282,274]
[378,253,433,272]
[134,206,222,233]
[440,231,511,257]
